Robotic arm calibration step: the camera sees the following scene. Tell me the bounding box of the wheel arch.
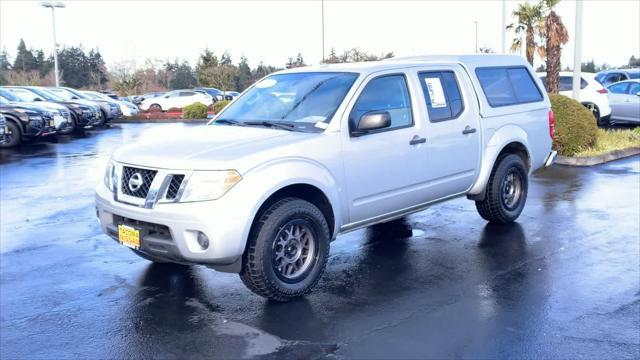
[468,126,531,201]
[250,183,336,241]
[2,113,24,134]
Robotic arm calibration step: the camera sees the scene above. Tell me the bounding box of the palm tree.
[539,0,569,93]
[507,2,543,66]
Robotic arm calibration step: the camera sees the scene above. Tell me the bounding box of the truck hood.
[112,124,311,171]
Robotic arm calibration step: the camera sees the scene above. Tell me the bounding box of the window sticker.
[424,77,447,108]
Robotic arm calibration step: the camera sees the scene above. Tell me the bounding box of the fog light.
[197,232,209,250]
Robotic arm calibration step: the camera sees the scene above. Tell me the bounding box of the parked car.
[595,69,640,86]
[0,114,7,146]
[224,91,241,101]
[82,91,140,117]
[606,80,640,124]
[96,55,556,301]
[0,97,58,148]
[48,87,122,125]
[538,72,612,126]
[194,87,225,101]
[132,92,165,106]
[5,86,101,130]
[0,88,72,134]
[139,90,214,112]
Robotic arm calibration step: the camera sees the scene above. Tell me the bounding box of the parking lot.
[1,123,639,359]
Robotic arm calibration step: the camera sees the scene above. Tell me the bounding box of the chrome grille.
[121,166,157,198]
[59,108,71,120]
[166,175,184,200]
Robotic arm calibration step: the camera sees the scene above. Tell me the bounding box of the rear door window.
[476,67,542,107]
[418,71,464,122]
[608,82,629,94]
[628,82,640,94]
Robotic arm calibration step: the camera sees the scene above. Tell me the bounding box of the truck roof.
[279,54,530,75]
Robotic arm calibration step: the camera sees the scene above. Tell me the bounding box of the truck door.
[414,65,482,200]
[341,71,433,224]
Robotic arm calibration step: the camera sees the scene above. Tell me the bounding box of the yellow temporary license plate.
[49,119,55,127]
[118,224,140,249]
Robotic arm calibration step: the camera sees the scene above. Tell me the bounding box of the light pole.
[501,0,507,54]
[473,21,478,53]
[321,0,325,62]
[572,0,584,100]
[41,1,65,87]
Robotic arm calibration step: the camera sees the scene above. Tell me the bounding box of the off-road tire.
[1,121,21,148]
[475,154,528,223]
[240,198,330,302]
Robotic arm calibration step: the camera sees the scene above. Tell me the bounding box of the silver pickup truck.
[96,55,556,301]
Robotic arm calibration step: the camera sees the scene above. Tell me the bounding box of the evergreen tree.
[220,51,232,65]
[170,61,196,89]
[13,39,37,72]
[235,56,252,91]
[0,49,11,71]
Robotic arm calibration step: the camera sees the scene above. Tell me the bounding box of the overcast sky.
[1,0,638,70]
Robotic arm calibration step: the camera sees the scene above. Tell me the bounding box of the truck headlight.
[103,160,116,192]
[180,170,241,202]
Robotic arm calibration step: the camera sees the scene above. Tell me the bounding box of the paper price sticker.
[424,77,447,108]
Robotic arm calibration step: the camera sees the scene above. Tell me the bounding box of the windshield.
[24,87,64,102]
[48,88,82,101]
[0,88,22,102]
[215,72,358,131]
[85,91,110,101]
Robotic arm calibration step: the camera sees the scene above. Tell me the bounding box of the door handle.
[462,126,477,135]
[409,135,426,145]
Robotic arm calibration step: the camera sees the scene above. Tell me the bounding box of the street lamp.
[473,21,478,53]
[321,0,325,62]
[572,0,584,100]
[40,1,65,87]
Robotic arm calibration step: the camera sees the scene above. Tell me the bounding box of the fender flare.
[239,157,342,244]
[1,113,24,135]
[467,125,531,200]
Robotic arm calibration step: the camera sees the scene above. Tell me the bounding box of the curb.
[556,147,640,166]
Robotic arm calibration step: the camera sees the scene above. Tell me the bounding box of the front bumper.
[95,182,249,267]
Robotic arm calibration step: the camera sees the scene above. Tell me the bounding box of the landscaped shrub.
[212,100,231,114]
[549,94,598,156]
[182,103,208,119]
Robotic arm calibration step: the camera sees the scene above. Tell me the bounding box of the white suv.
[538,72,612,126]
[96,55,556,301]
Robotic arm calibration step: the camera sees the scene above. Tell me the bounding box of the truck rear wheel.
[240,198,330,301]
[475,154,528,223]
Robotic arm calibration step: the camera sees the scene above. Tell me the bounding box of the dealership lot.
[1,123,639,359]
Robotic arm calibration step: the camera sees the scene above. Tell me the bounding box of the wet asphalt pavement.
[1,123,639,359]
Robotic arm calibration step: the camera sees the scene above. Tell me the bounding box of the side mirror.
[636,91,640,97]
[71,96,79,100]
[34,98,43,101]
[352,110,391,136]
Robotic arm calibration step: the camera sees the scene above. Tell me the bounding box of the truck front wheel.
[240,198,330,301]
[475,154,528,223]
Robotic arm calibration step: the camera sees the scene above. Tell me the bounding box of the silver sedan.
[607,80,640,124]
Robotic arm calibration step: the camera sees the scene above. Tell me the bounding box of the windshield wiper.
[214,119,246,126]
[244,120,296,131]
